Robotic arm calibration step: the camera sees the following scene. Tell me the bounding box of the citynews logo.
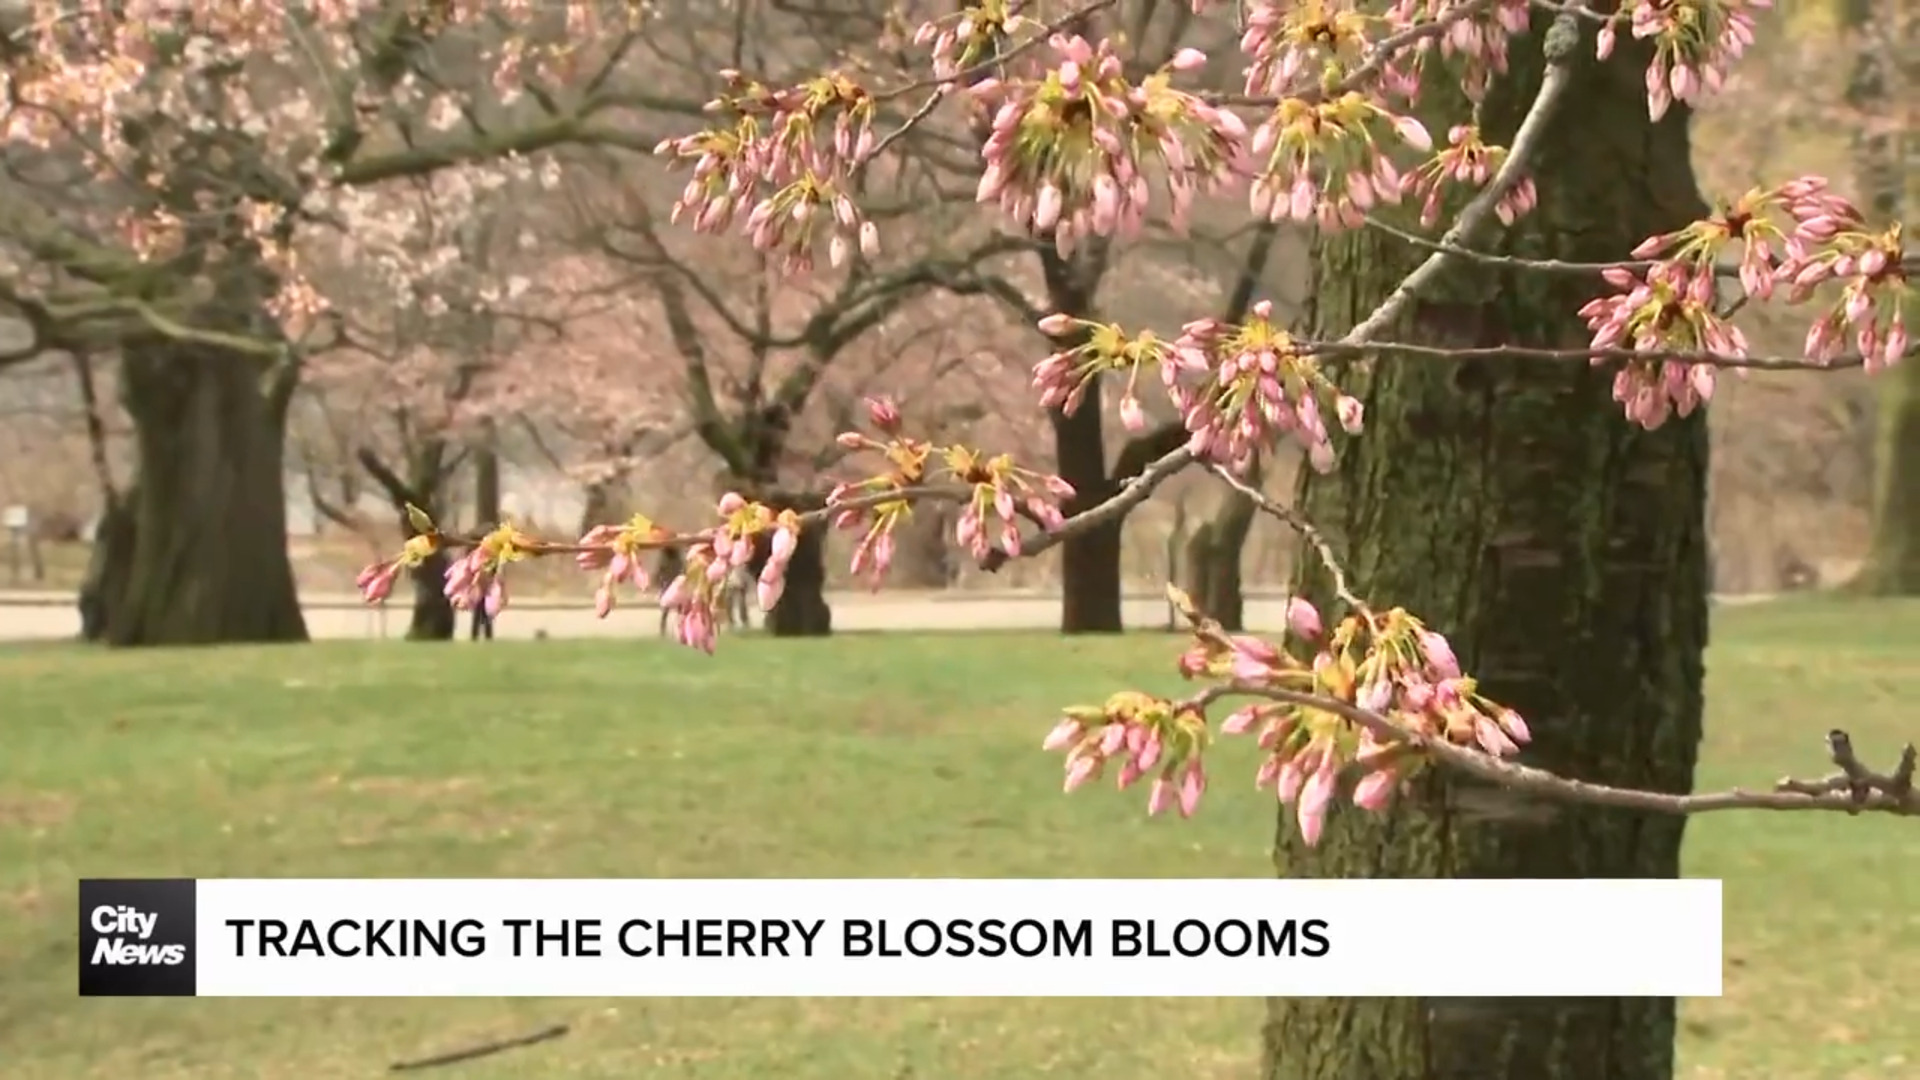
[78,878,197,996]
[90,905,186,965]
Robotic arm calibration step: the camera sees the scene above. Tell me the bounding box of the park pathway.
[0,589,1301,641]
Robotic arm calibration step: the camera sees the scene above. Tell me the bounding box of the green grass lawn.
[3,598,1917,1079]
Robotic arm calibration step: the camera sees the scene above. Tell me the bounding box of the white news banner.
[156,878,1728,997]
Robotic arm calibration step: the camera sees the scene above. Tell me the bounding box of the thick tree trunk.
[760,492,832,636]
[1262,29,1709,1080]
[111,343,307,646]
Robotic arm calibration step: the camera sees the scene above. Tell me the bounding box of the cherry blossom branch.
[1206,463,1367,615]
[1207,0,1503,108]
[1171,611,1920,820]
[1365,214,1920,280]
[1238,683,1919,818]
[1301,337,1910,372]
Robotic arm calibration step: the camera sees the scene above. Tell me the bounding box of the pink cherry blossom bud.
[1038,312,1075,335]
[1116,756,1145,789]
[594,585,614,618]
[1064,753,1100,792]
[1296,760,1338,845]
[660,575,689,610]
[771,526,798,564]
[718,492,747,515]
[1335,395,1364,434]
[1391,115,1432,152]
[865,395,902,433]
[1170,47,1207,71]
[1043,718,1083,751]
[757,573,785,611]
[357,563,399,603]
[836,431,865,449]
[1118,393,1146,431]
[1147,775,1174,815]
[1498,709,1531,744]
[1357,679,1392,713]
[1177,759,1205,817]
[1220,707,1261,735]
[1286,596,1323,640]
[1256,755,1283,789]
[1475,715,1518,757]
[1352,768,1398,811]
[858,221,879,257]
[1136,731,1164,772]
[1275,758,1305,804]
[1417,629,1461,678]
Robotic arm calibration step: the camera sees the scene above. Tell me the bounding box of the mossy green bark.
[1261,26,1711,1080]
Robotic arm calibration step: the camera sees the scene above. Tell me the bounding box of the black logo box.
[78,878,197,997]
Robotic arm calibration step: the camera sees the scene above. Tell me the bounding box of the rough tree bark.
[108,339,307,646]
[1261,29,1710,1080]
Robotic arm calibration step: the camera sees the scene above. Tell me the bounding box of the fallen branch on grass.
[389,1023,570,1071]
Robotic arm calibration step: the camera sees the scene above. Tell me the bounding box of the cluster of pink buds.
[1605,0,1765,121]
[1580,261,1740,428]
[443,522,537,619]
[1165,300,1364,474]
[1031,313,1174,429]
[947,446,1073,561]
[1409,0,1532,101]
[1592,177,1908,400]
[1043,692,1210,818]
[1248,93,1425,231]
[1401,124,1536,229]
[828,396,1073,581]
[971,36,1246,253]
[656,70,880,273]
[1773,200,1908,371]
[912,2,1043,80]
[1182,596,1530,845]
[1238,0,1373,99]
[575,515,668,618]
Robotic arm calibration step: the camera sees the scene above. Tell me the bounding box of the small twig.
[1774,732,1920,814]
[1206,463,1369,616]
[390,1024,570,1072]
